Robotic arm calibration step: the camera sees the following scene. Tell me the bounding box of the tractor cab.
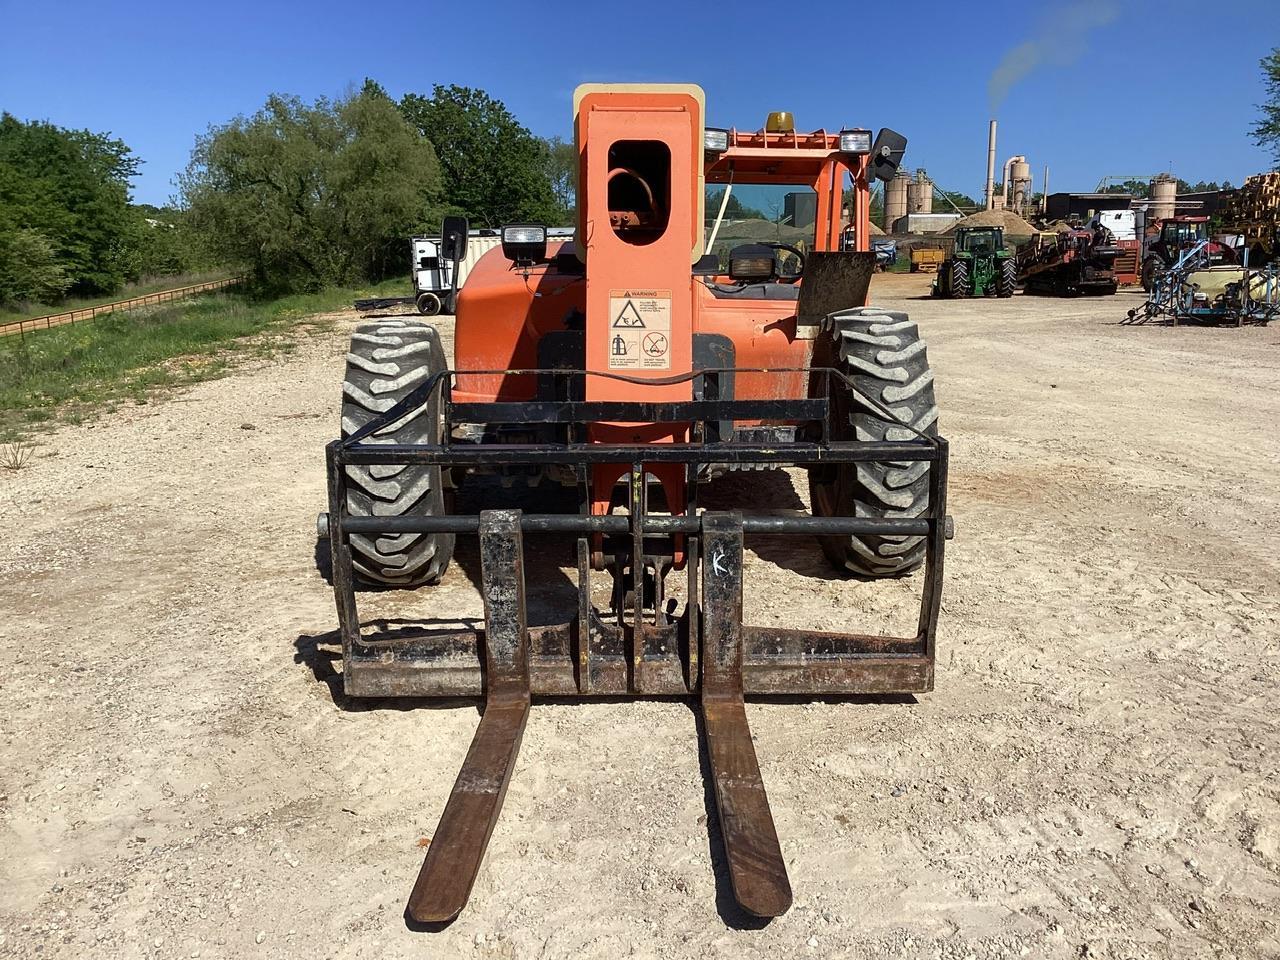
[1157,216,1209,250]
[1142,215,1238,290]
[956,227,1004,256]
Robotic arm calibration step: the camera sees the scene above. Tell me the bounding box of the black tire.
[998,257,1017,297]
[810,308,939,577]
[415,291,442,316]
[950,259,971,298]
[341,320,454,586]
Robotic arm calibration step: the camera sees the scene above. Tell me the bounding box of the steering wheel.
[759,242,806,279]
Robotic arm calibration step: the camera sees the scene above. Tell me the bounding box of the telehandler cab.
[319,84,951,923]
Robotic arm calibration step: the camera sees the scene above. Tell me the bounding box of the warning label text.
[608,289,671,370]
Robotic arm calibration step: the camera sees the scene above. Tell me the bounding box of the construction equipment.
[933,226,1016,298]
[1111,239,1141,286]
[870,237,898,270]
[910,246,945,273]
[352,221,475,316]
[319,85,950,923]
[1140,215,1237,291]
[354,228,567,316]
[1016,227,1120,296]
[1124,239,1279,326]
[840,225,896,272]
[1088,211,1140,285]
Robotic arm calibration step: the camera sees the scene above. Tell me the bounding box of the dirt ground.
[1,273,1277,960]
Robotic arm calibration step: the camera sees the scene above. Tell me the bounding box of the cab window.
[704,183,817,268]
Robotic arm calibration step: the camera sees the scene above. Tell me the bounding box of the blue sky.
[2,0,1275,207]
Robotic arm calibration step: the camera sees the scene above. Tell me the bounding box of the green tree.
[117,205,209,281]
[399,85,559,227]
[1101,179,1151,196]
[933,190,979,214]
[1176,179,1222,193]
[1252,46,1280,167]
[0,113,140,298]
[839,185,885,226]
[869,183,883,226]
[0,229,72,303]
[708,188,767,221]
[543,135,577,222]
[180,88,441,290]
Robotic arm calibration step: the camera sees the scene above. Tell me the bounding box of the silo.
[884,172,910,231]
[1010,159,1032,214]
[1150,174,1177,221]
[907,171,933,214]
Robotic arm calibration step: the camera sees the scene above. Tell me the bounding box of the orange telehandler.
[320,84,951,924]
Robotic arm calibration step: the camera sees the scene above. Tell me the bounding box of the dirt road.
[2,274,1277,959]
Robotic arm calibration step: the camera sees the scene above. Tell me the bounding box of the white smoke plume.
[988,0,1119,112]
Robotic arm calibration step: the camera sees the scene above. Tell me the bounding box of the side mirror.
[868,128,908,183]
[441,215,469,262]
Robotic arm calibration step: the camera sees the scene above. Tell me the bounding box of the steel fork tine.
[699,512,793,918]
[406,510,531,924]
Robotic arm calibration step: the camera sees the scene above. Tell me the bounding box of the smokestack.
[1042,165,1049,214]
[985,120,997,211]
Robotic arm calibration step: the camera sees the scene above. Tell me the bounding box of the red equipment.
[1142,216,1237,290]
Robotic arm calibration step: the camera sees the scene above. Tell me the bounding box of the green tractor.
[934,226,1017,298]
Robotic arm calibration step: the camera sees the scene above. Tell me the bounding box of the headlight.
[839,129,872,154]
[501,224,547,264]
[704,128,729,153]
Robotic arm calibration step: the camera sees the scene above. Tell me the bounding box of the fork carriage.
[322,366,949,921]
[327,367,949,699]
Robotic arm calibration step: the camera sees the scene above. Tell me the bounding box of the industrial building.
[1044,192,1134,222]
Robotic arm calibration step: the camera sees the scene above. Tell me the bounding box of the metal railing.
[0,276,244,341]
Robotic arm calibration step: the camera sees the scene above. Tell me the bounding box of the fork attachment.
[404,511,794,922]
[700,513,792,917]
[406,511,531,924]
[325,380,951,923]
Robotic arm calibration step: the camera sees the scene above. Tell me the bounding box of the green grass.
[0,278,407,441]
[0,270,238,327]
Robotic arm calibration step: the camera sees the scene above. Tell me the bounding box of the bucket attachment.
[796,252,876,323]
[323,363,950,922]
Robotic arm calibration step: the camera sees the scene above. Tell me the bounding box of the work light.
[501,224,547,265]
[839,129,872,154]
[704,128,729,153]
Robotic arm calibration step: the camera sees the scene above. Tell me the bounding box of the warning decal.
[608,289,671,370]
[612,301,645,327]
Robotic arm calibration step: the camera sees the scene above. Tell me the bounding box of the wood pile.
[1222,173,1280,258]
